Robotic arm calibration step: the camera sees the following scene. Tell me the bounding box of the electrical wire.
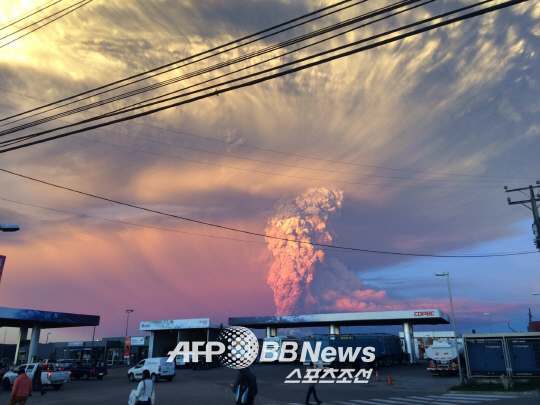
[0,197,266,245]
[0,0,378,129]
[74,135,507,189]
[0,0,480,144]
[0,0,358,124]
[0,103,523,188]
[91,0,495,124]
[0,0,420,134]
[0,0,80,42]
[81,133,519,184]
[0,105,522,189]
[0,167,536,258]
[0,0,62,32]
[0,196,449,255]
[0,0,92,50]
[100,0,429,118]
[0,0,526,153]
[0,97,536,182]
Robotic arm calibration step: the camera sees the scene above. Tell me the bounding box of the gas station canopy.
[229,309,450,329]
[0,306,99,329]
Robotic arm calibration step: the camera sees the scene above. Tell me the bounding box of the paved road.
[0,363,534,404]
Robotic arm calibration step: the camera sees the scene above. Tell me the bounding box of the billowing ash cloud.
[265,187,343,315]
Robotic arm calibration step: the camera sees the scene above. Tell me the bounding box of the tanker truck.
[426,339,463,376]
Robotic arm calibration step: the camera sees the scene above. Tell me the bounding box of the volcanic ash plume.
[265,187,343,315]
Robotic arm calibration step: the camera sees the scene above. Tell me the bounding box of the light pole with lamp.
[435,272,463,383]
[125,309,134,337]
[45,332,52,344]
[1,224,20,281]
[484,313,492,333]
[1,225,18,361]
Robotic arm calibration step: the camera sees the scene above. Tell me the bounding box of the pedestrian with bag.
[134,369,155,405]
[9,368,32,405]
[230,367,258,405]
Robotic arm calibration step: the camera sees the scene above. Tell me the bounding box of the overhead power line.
[0,197,267,246]
[0,0,76,42]
[0,99,531,188]
[74,135,504,189]
[0,0,93,50]
[0,0,526,153]
[0,97,536,182]
[0,167,536,258]
[0,0,419,133]
[0,0,62,32]
[0,0,359,124]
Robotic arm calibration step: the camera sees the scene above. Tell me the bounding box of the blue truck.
[301,333,404,367]
[69,361,108,380]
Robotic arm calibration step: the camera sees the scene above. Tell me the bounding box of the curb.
[448,389,540,397]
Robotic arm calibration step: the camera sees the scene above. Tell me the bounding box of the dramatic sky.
[0,0,539,344]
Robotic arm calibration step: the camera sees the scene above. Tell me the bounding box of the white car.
[127,358,175,382]
[3,363,70,391]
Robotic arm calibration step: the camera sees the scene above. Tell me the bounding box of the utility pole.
[504,182,540,251]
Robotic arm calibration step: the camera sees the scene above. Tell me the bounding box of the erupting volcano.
[265,187,343,315]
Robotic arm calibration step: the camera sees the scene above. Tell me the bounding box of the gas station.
[0,307,99,363]
[229,309,451,364]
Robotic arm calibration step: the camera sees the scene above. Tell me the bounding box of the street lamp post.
[45,332,52,344]
[435,272,463,383]
[484,313,492,333]
[125,309,134,337]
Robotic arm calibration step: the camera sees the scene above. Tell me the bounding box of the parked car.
[1,359,13,369]
[56,359,76,370]
[0,362,10,382]
[3,363,70,390]
[70,361,108,380]
[127,358,175,382]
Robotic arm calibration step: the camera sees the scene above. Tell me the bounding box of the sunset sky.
[0,0,539,344]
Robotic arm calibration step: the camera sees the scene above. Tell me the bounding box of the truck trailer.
[302,333,403,367]
[426,339,463,376]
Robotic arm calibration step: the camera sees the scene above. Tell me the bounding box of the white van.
[175,353,192,368]
[127,358,175,382]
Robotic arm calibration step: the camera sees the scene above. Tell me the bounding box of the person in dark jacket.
[231,367,258,405]
[31,364,46,396]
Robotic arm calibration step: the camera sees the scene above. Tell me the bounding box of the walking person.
[230,367,258,405]
[9,368,32,405]
[31,364,46,396]
[305,362,323,405]
[135,369,154,405]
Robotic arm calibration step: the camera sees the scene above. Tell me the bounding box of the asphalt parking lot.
[0,363,535,405]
